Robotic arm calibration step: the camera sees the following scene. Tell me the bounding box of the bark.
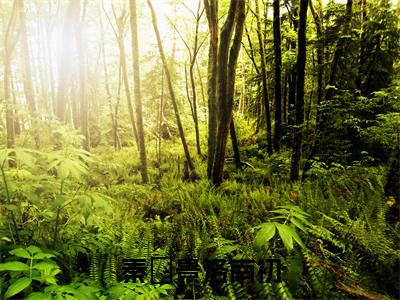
[75,0,89,150]
[287,0,298,127]
[45,8,56,116]
[273,0,282,151]
[189,2,204,156]
[283,71,288,123]
[158,69,164,165]
[290,0,309,182]
[204,0,218,177]
[4,1,19,149]
[147,0,195,172]
[211,0,246,184]
[18,0,36,116]
[302,0,324,179]
[130,0,149,184]
[255,0,273,155]
[356,0,367,91]
[196,61,206,109]
[100,18,120,150]
[113,10,139,149]
[230,117,241,169]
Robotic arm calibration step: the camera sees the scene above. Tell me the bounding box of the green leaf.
[0,261,30,271]
[285,226,306,249]
[254,223,276,249]
[10,248,31,259]
[33,252,55,260]
[290,218,306,233]
[276,223,294,251]
[26,292,52,300]
[0,148,13,167]
[33,262,58,271]
[270,209,290,215]
[14,149,36,168]
[5,277,32,298]
[26,246,41,255]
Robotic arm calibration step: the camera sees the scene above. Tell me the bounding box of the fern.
[274,282,293,300]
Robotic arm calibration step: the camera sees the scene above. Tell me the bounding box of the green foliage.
[254,205,308,253]
[0,246,60,298]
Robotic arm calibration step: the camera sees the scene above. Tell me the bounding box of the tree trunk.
[302,0,324,179]
[18,0,36,116]
[204,0,218,178]
[130,0,149,184]
[100,18,120,150]
[115,13,139,149]
[158,69,164,165]
[255,0,273,155]
[290,0,309,182]
[287,0,298,127]
[211,0,246,185]
[273,0,282,151]
[4,1,19,149]
[75,0,89,150]
[147,0,195,172]
[356,0,366,92]
[283,70,288,123]
[230,117,241,170]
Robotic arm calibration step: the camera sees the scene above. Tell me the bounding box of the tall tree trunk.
[290,0,309,182]
[356,0,367,92]
[75,0,89,150]
[187,1,204,156]
[158,69,164,165]
[44,2,56,116]
[56,0,79,122]
[273,0,282,151]
[255,0,273,155]
[147,0,195,172]
[211,0,246,184]
[283,70,288,124]
[114,12,139,149]
[302,0,324,179]
[4,1,19,149]
[287,0,298,127]
[130,0,149,184]
[230,117,241,169]
[204,0,218,178]
[18,0,36,116]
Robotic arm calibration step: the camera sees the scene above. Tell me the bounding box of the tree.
[273,0,282,151]
[205,0,246,184]
[290,0,309,182]
[18,0,36,117]
[108,6,139,149]
[302,0,324,180]
[4,1,19,149]
[254,0,273,155]
[129,0,148,184]
[147,0,196,174]
[170,1,205,156]
[204,0,218,178]
[75,0,89,150]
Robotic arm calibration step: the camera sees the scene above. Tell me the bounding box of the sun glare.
[18,0,202,97]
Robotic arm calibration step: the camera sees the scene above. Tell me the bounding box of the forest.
[0,0,399,299]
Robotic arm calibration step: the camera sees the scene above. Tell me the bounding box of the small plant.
[254,205,308,253]
[0,246,60,299]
